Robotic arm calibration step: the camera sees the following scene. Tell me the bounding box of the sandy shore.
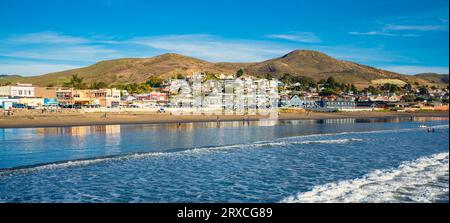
[0,110,448,128]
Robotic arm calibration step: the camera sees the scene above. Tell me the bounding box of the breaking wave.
[280,152,449,203]
[2,124,446,176]
[0,137,364,175]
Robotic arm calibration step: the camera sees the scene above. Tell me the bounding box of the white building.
[105,88,121,107]
[0,83,35,98]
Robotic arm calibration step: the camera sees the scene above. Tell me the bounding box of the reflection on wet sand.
[30,116,448,136]
[36,125,121,136]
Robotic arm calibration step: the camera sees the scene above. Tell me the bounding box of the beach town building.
[56,88,121,107]
[287,95,302,107]
[56,88,74,105]
[134,92,169,104]
[0,83,35,98]
[35,87,58,99]
[18,98,45,107]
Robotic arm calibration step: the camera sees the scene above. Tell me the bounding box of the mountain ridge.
[1,50,448,88]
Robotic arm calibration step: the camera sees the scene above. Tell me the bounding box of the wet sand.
[0,110,448,128]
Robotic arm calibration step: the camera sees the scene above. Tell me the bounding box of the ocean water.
[0,117,448,203]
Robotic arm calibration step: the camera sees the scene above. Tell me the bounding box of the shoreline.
[0,110,448,129]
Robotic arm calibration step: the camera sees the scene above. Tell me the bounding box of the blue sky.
[0,0,448,76]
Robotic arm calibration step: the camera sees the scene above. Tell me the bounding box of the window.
[29,90,32,95]
[19,90,23,95]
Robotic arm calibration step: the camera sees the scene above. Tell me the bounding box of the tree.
[381,83,401,93]
[280,73,293,84]
[419,86,429,95]
[236,69,244,78]
[323,76,338,89]
[403,83,412,92]
[64,74,86,89]
[402,94,415,102]
[350,84,358,93]
[90,81,108,89]
[363,86,381,95]
[320,88,339,96]
[203,72,218,81]
[145,76,163,88]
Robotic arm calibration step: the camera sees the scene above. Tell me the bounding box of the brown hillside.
[0,50,445,88]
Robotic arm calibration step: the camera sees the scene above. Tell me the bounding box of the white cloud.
[383,24,448,31]
[349,31,420,37]
[5,32,90,44]
[2,45,122,62]
[381,65,449,75]
[0,62,81,76]
[0,31,444,77]
[129,34,291,62]
[265,32,321,43]
[349,31,395,36]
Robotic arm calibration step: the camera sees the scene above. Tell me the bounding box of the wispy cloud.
[349,31,395,36]
[265,32,321,43]
[383,24,448,31]
[2,45,123,63]
[0,31,442,76]
[5,32,90,44]
[381,65,449,75]
[350,10,449,38]
[129,34,291,62]
[349,31,419,37]
[0,61,80,76]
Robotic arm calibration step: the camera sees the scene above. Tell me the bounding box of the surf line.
[177,206,212,221]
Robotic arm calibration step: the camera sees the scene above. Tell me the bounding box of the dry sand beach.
[0,109,448,128]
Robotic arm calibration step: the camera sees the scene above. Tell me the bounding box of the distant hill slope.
[0,50,447,88]
[414,73,449,84]
[242,50,435,87]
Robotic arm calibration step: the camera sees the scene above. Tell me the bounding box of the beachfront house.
[287,95,302,107]
[0,83,35,98]
[55,88,121,107]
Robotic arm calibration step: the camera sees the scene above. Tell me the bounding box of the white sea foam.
[2,124,447,174]
[280,152,449,203]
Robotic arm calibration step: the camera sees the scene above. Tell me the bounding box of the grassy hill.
[414,73,449,85]
[1,50,447,88]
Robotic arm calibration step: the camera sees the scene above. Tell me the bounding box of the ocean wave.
[2,124,447,175]
[278,124,449,141]
[280,152,449,203]
[0,137,365,175]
